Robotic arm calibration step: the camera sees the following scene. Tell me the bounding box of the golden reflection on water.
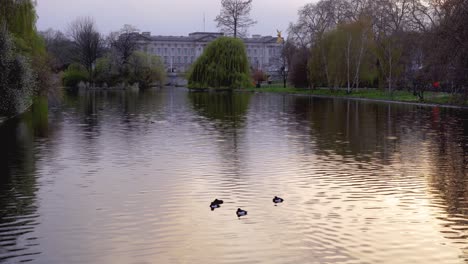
[0,89,467,263]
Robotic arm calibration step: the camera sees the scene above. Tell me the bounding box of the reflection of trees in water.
[63,89,167,163]
[188,92,251,129]
[64,89,165,123]
[188,92,251,180]
[289,96,468,259]
[425,109,468,257]
[289,96,438,163]
[0,99,50,262]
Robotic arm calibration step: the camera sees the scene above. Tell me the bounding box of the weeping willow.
[0,0,45,55]
[188,37,252,90]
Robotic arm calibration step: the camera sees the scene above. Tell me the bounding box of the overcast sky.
[36,0,312,37]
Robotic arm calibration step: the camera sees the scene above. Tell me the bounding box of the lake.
[0,88,467,263]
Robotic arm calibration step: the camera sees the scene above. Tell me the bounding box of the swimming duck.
[236,208,247,217]
[212,199,224,205]
[210,202,220,211]
[273,196,284,204]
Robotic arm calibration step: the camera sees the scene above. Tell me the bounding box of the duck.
[273,196,284,204]
[212,199,224,205]
[236,208,248,217]
[210,202,220,211]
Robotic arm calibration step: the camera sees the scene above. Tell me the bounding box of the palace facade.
[135,32,283,74]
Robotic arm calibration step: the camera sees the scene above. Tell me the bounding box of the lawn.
[240,85,466,107]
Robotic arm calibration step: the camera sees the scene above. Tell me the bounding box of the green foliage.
[241,87,463,106]
[0,0,51,102]
[94,56,117,86]
[372,34,404,91]
[0,28,36,115]
[188,92,252,127]
[308,44,327,87]
[127,51,166,89]
[188,37,252,90]
[0,0,45,56]
[62,63,89,87]
[308,18,377,90]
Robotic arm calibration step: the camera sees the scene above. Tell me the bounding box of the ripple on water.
[1,89,467,263]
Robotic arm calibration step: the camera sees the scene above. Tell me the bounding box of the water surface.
[0,88,467,263]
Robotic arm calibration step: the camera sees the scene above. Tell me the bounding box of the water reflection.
[188,92,251,183]
[0,89,467,263]
[188,91,251,129]
[0,98,49,262]
[425,109,468,260]
[287,96,468,261]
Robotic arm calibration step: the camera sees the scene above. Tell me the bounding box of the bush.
[94,56,113,86]
[62,63,89,87]
[128,51,166,89]
[252,69,267,83]
[188,37,251,90]
[0,28,36,116]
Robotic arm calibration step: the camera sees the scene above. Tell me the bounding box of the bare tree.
[68,17,103,79]
[40,28,74,70]
[215,0,257,38]
[109,24,139,67]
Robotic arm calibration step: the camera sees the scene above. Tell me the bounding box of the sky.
[36,0,312,37]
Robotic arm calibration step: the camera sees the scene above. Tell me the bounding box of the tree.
[188,37,251,90]
[429,0,468,97]
[0,0,43,55]
[283,42,310,88]
[340,18,374,93]
[0,0,52,115]
[215,0,257,38]
[41,29,74,71]
[127,51,166,89]
[68,17,104,80]
[0,28,35,115]
[109,24,139,69]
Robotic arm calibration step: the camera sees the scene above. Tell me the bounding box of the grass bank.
[239,85,468,108]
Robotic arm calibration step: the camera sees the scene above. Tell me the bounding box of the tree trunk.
[319,43,331,89]
[353,30,366,91]
[388,50,392,94]
[346,34,352,94]
[234,18,237,38]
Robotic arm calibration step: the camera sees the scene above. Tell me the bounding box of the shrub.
[94,56,113,86]
[128,51,166,89]
[62,63,88,87]
[0,28,36,115]
[252,69,267,83]
[188,37,251,90]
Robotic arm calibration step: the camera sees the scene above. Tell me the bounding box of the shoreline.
[237,88,468,110]
[0,102,34,127]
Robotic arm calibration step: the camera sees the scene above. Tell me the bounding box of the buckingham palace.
[135,32,283,74]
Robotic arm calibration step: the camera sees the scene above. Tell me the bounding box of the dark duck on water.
[236,208,247,217]
[273,196,284,204]
[210,198,224,211]
[212,199,224,205]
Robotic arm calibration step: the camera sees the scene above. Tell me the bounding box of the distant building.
[135,32,283,74]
